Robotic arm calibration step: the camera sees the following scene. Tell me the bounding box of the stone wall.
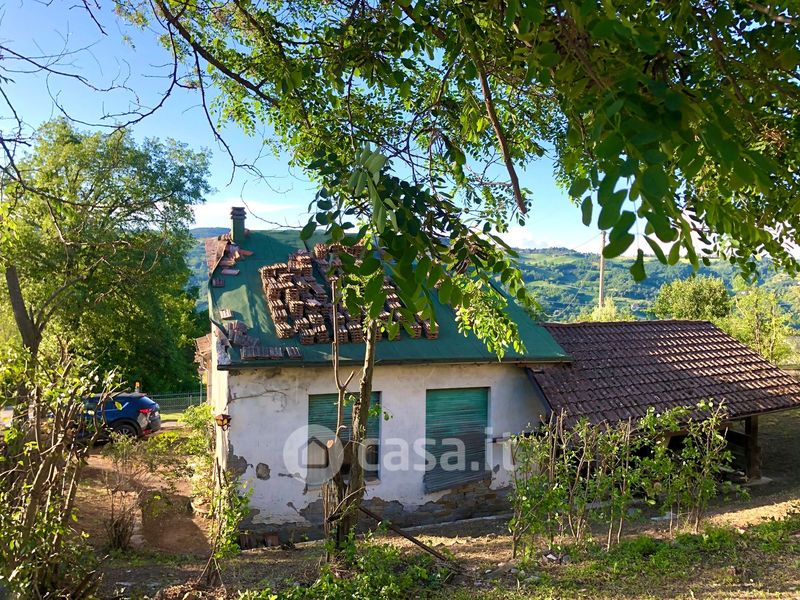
[239,477,512,545]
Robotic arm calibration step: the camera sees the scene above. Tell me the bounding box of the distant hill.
[187,228,798,325]
[516,247,798,323]
[188,227,228,311]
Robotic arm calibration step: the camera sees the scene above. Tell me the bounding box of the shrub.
[0,351,116,597]
[101,432,153,551]
[238,539,450,599]
[510,402,738,558]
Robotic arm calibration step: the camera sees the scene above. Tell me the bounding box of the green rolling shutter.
[309,392,381,478]
[424,387,489,493]
[308,392,381,443]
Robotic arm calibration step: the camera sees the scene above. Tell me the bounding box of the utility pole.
[598,231,606,309]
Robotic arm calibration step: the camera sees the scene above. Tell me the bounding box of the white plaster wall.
[222,362,546,526]
[210,335,230,469]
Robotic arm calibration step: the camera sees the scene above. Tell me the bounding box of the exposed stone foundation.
[238,478,511,546]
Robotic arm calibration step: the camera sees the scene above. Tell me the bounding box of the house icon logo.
[282,425,344,486]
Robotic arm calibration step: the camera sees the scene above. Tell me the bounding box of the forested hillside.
[189,229,798,325]
[517,248,798,323]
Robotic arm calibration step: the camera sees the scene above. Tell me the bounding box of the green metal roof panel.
[208,230,570,368]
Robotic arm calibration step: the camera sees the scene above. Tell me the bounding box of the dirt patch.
[75,449,211,556]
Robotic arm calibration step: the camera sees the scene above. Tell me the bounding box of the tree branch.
[476,64,527,215]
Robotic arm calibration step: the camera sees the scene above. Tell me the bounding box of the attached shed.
[531,320,800,479]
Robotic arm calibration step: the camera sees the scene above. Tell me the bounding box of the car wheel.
[111,422,139,438]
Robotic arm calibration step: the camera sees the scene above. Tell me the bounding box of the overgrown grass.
[238,540,451,599]
[106,548,197,568]
[440,510,800,599]
[157,410,184,423]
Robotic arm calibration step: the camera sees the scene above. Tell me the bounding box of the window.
[308,392,381,481]
[424,387,489,493]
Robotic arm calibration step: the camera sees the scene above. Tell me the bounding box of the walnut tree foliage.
[120,0,800,346]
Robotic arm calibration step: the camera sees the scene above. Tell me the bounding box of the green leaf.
[364,275,384,305]
[702,123,738,165]
[595,132,624,159]
[300,220,316,240]
[438,278,452,304]
[364,152,387,179]
[353,170,367,196]
[644,236,667,262]
[645,211,676,243]
[581,196,593,226]
[598,189,627,230]
[569,177,590,198]
[415,256,431,284]
[667,241,681,265]
[605,98,624,118]
[603,233,635,258]
[505,0,519,26]
[639,166,669,202]
[610,210,635,241]
[359,255,380,275]
[428,263,444,288]
[630,249,646,282]
[591,19,619,41]
[540,52,560,68]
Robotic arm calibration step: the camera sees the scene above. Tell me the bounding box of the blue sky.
[1,1,605,250]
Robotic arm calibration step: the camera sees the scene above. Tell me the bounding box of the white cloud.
[192,199,306,228]
[499,225,544,249]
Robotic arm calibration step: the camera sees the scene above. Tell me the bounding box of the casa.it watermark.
[282,425,515,485]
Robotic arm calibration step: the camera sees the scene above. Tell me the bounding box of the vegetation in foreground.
[128,509,800,599]
[443,512,800,599]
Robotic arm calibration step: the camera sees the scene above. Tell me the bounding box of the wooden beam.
[745,416,761,480]
[725,429,749,447]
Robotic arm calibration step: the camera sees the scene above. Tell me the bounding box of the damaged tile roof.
[204,236,230,275]
[205,228,570,368]
[533,320,800,426]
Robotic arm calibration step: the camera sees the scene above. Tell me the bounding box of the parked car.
[83,393,162,439]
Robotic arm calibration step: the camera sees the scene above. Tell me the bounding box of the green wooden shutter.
[424,387,489,493]
[308,392,380,443]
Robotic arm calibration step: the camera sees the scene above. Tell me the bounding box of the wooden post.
[744,416,761,480]
[598,231,606,309]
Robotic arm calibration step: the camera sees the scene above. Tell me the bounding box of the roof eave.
[217,354,572,371]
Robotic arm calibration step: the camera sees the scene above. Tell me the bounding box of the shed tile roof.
[206,229,570,368]
[533,320,800,426]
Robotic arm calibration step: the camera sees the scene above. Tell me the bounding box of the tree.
[575,297,634,322]
[71,277,208,392]
[652,275,792,362]
[724,284,793,364]
[652,276,732,321]
[0,119,210,381]
[118,0,800,550]
[120,0,800,280]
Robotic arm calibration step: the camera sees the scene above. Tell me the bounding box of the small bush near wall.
[237,537,451,599]
[509,401,738,558]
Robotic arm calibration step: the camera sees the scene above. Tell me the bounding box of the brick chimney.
[230,206,246,244]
